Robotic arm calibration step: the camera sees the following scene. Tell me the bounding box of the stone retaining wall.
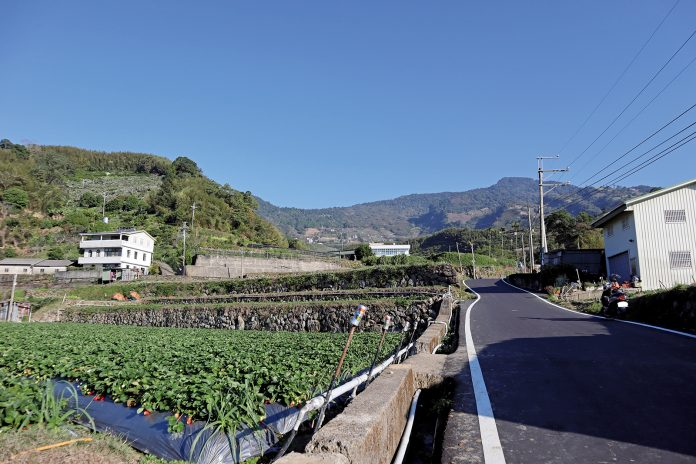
[143,288,442,305]
[186,255,342,278]
[62,298,442,333]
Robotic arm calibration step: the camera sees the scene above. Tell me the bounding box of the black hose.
[272,428,298,462]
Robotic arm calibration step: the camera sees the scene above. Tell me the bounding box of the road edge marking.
[501,279,696,340]
[462,280,507,464]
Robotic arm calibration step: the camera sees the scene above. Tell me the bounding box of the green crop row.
[0,323,400,434]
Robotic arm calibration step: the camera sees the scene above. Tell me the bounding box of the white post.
[470,242,476,279]
[8,273,17,322]
[455,242,463,274]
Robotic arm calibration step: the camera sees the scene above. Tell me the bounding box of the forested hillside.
[0,139,286,270]
[257,177,653,242]
[411,211,603,257]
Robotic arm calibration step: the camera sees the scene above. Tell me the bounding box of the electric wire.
[565,26,696,176]
[571,54,696,183]
[552,132,696,213]
[557,0,681,159]
[546,126,696,214]
[544,101,696,209]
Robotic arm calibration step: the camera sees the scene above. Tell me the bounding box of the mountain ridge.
[256,177,653,242]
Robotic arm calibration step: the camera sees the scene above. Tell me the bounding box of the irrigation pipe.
[392,389,422,464]
[272,343,414,461]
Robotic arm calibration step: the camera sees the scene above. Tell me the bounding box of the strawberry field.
[0,323,401,433]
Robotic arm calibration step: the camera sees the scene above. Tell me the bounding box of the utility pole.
[521,233,527,272]
[455,242,463,274]
[102,192,107,218]
[191,202,197,233]
[488,229,493,260]
[7,273,17,321]
[499,228,505,261]
[470,242,476,279]
[537,156,568,266]
[527,205,535,270]
[181,222,188,276]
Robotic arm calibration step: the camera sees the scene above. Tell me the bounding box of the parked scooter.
[600,274,629,318]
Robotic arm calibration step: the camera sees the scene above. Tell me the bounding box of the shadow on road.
[447,279,696,462]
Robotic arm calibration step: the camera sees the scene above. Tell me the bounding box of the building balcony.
[79,239,126,249]
[78,256,124,265]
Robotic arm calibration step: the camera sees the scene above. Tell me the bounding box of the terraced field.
[0,323,401,433]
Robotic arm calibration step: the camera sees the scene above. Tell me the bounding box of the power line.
[546,101,696,207]
[564,25,696,173]
[551,126,696,212]
[596,130,696,186]
[575,102,696,187]
[569,53,696,183]
[547,127,696,214]
[557,0,681,158]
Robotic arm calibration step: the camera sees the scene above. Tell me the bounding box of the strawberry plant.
[0,323,400,434]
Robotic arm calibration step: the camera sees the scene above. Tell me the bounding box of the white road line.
[462,281,507,464]
[501,279,696,340]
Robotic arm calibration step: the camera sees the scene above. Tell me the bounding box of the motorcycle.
[600,274,629,318]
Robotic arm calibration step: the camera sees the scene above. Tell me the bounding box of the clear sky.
[2,1,695,208]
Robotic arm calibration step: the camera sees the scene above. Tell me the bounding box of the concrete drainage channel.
[277,293,470,464]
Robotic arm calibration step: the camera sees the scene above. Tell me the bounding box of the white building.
[78,229,155,274]
[369,243,411,257]
[592,178,696,290]
[0,258,73,275]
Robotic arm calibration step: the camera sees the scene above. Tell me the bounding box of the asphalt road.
[465,279,696,464]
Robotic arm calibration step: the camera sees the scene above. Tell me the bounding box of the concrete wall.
[277,294,456,464]
[186,255,342,278]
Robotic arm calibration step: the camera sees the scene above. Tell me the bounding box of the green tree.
[2,187,29,209]
[79,192,102,208]
[47,247,64,260]
[354,243,374,261]
[545,210,576,249]
[172,156,201,177]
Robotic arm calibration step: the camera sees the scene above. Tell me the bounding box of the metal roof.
[0,258,45,266]
[35,260,74,267]
[592,177,696,228]
[0,258,73,267]
[79,230,155,241]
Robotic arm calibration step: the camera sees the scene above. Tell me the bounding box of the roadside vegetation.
[0,140,286,270]
[564,284,696,334]
[1,323,401,436]
[64,264,455,300]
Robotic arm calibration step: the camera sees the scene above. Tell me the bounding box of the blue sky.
[2,1,695,208]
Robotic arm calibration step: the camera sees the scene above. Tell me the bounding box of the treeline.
[410,211,604,263]
[0,139,286,268]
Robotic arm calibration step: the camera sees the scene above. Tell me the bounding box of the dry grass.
[1,426,171,464]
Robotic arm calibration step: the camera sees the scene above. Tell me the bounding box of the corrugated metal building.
[592,177,696,290]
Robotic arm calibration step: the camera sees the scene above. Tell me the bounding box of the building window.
[134,251,138,260]
[127,250,131,258]
[40,269,45,273]
[607,224,614,237]
[621,217,629,230]
[88,250,93,258]
[143,253,147,262]
[23,268,28,273]
[664,210,687,223]
[4,268,8,272]
[669,251,692,269]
